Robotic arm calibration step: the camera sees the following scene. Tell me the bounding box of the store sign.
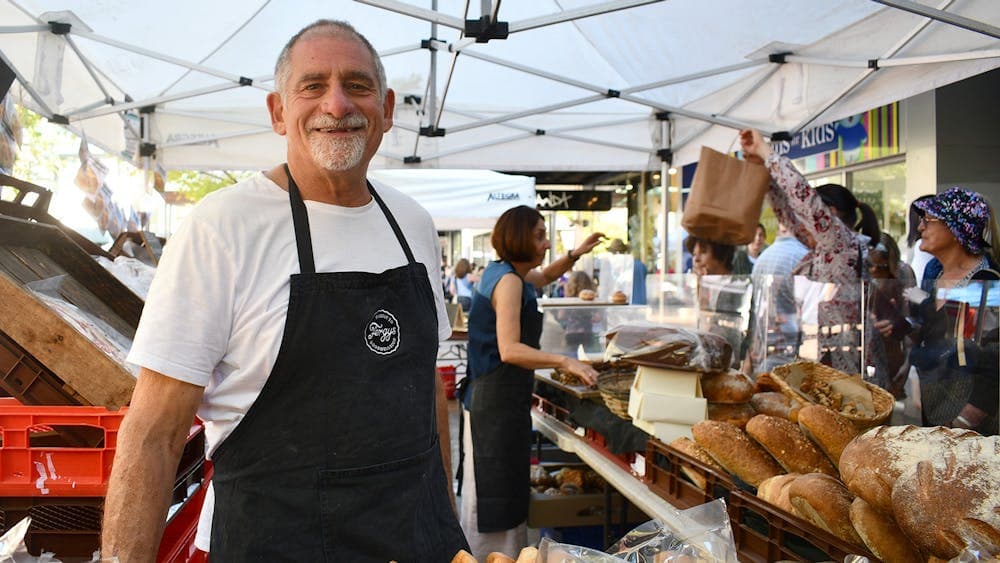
[775,103,900,174]
[536,190,612,211]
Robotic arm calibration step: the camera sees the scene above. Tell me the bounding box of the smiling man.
[101,20,468,562]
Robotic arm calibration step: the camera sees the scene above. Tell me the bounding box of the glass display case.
[537,298,651,359]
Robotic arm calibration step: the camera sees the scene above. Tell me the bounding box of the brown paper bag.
[682,146,770,245]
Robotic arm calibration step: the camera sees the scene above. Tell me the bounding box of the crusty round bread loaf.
[701,370,754,404]
[691,420,784,487]
[707,402,755,429]
[757,473,800,514]
[745,414,838,476]
[839,425,979,515]
[891,437,1000,559]
[669,436,726,491]
[797,404,859,469]
[788,473,863,546]
[578,289,596,301]
[752,372,782,393]
[849,497,921,563]
[749,391,794,419]
[611,290,628,304]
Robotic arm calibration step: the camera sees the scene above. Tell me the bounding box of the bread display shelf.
[0,215,141,408]
[538,298,632,307]
[535,370,601,399]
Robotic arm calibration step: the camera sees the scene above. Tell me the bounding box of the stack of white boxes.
[627,363,707,443]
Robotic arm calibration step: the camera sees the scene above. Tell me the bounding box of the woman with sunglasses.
[907,188,1000,435]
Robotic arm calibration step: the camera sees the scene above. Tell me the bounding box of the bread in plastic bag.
[604,325,732,373]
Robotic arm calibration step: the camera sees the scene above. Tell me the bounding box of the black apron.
[209,166,468,561]
[467,276,542,533]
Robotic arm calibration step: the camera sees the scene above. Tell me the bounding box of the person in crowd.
[747,221,809,374]
[869,233,916,397]
[452,257,475,312]
[740,129,888,387]
[907,188,999,435]
[603,237,648,304]
[560,270,602,353]
[906,195,937,285]
[460,206,601,559]
[734,223,768,272]
[101,20,469,561]
[687,236,750,366]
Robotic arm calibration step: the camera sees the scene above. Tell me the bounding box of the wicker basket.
[770,361,893,430]
[598,369,636,420]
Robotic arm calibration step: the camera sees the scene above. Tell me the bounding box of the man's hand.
[101,369,203,562]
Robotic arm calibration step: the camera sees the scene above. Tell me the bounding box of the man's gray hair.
[273,20,387,100]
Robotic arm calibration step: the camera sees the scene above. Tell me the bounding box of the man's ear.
[266,91,287,136]
[382,88,395,132]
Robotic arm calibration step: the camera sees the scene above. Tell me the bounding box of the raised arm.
[525,232,605,288]
[102,368,204,562]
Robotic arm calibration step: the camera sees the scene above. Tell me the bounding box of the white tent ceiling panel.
[2,0,999,174]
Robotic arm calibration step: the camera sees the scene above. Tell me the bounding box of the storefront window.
[851,162,907,240]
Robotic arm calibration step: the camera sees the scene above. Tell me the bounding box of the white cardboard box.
[631,365,703,397]
[627,388,707,424]
[631,419,693,443]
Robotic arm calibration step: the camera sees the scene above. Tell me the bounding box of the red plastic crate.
[643,438,736,510]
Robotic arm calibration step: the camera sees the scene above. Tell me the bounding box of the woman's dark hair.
[815,184,881,242]
[907,194,935,247]
[872,233,902,278]
[684,235,736,272]
[454,258,471,279]
[492,205,545,263]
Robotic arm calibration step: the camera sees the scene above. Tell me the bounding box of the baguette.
[849,497,922,563]
[669,436,726,491]
[788,473,863,547]
[691,420,784,487]
[745,414,837,476]
[839,425,979,515]
[701,370,754,404]
[797,404,859,469]
[757,473,800,514]
[891,437,1000,559]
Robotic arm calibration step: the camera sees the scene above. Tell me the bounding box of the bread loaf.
[788,473,863,546]
[611,290,628,304]
[745,414,837,476]
[752,372,783,393]
[707,402,755,429]
[797,404,859,469]
[669,436,726,491]
[891,437,1000,559]
[849,497,921,563]
[691,420,784,487]
[579,289,596,301]
[757,473,800,513]
[701,370,754,404]
[749,391,802,421]
[451,550,477,563]
[486,553,516,563]
[839,425,979,515]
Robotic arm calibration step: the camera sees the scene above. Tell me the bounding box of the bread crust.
[706,402,755,429]
[745,414,837,476]
[891,438,1000,559]
[701,370,754,404]
[757,473,800,513]
[788,473,863,546]
[669,436,726,490]
[849,497,922,563]
[797,404,859,469]
[691,420,784,487]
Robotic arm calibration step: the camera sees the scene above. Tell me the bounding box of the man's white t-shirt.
[127,173,450,551]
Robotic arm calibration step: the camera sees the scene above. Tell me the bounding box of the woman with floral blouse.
[740,129,889,386]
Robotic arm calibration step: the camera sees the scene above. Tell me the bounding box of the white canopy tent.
[369,168,534,230]
[0,0,997,176]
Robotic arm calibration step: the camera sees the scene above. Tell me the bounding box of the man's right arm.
[101,368,204,562]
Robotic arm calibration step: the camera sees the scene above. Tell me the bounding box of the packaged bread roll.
[669,436,726,491]
[691,420,783,487]
[788,473,863,546]
[849,497,922,563]
[745,414,837,476]
[757,473,800,513]
[891,437,1000,559]
[797,404,859,469]
[701,370,754,404]
[707,402,755,429]
[839,425,979,515]
[749,391,802,421]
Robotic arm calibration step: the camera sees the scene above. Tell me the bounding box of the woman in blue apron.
[209,166,469,561]
[459,205,602,559]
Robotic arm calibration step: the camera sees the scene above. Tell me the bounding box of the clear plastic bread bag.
[604,325,733,373]
[537,499,737,562]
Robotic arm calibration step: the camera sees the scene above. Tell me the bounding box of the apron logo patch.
[364,309,400,355]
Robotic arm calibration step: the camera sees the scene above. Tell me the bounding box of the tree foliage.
[167,169,253,202]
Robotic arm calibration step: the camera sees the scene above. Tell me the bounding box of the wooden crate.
[0,215,139,408]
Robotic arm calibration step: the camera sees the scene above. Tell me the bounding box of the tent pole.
[356,0,465,29]
[871,0,1000,40]
[659,119,669,322]
[508,0,663,33]
[67,81,246,121]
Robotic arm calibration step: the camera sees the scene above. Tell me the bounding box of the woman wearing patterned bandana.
[907,187,1000,435]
